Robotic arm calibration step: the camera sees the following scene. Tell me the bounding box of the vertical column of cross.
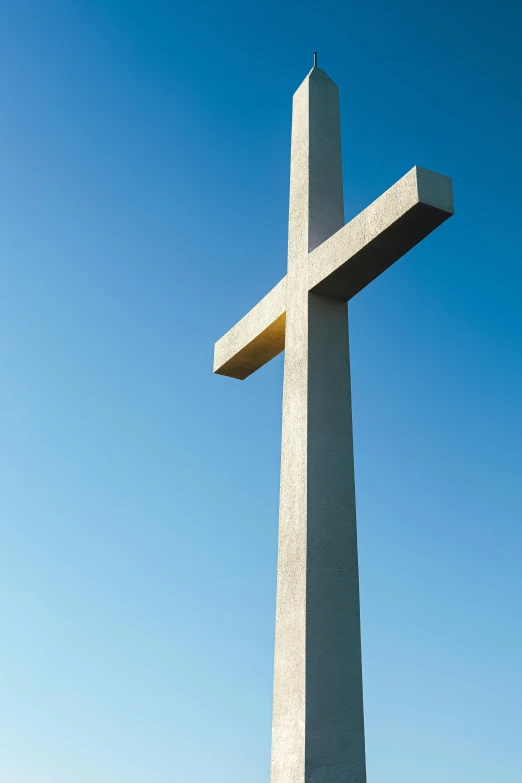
[270,65,367,783]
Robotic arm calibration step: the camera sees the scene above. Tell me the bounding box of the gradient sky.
[0,1,521,781]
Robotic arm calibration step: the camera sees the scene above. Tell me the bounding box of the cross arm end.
[213,277,287,380]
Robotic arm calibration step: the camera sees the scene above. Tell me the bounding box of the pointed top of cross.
[313,51,318,68]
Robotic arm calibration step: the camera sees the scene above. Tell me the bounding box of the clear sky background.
[0,1,521,781]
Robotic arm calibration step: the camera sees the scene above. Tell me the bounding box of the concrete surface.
[214,165,452,379]
[213,64,454,783]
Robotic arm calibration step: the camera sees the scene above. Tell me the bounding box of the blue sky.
[0,1,521,781]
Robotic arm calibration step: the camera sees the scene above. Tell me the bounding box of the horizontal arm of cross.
[214,166,453,380]
[308,166,454,299]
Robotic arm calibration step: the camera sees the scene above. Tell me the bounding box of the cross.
[213,60,453,783]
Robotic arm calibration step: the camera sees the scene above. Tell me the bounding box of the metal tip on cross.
[313,51,318,67]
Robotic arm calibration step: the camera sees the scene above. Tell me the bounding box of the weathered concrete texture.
[271,66,366,783]
[213,62,454,783]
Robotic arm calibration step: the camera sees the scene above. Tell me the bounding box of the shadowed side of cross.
[214,165,453,380]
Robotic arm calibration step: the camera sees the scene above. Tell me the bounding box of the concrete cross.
[214,60,453,783]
